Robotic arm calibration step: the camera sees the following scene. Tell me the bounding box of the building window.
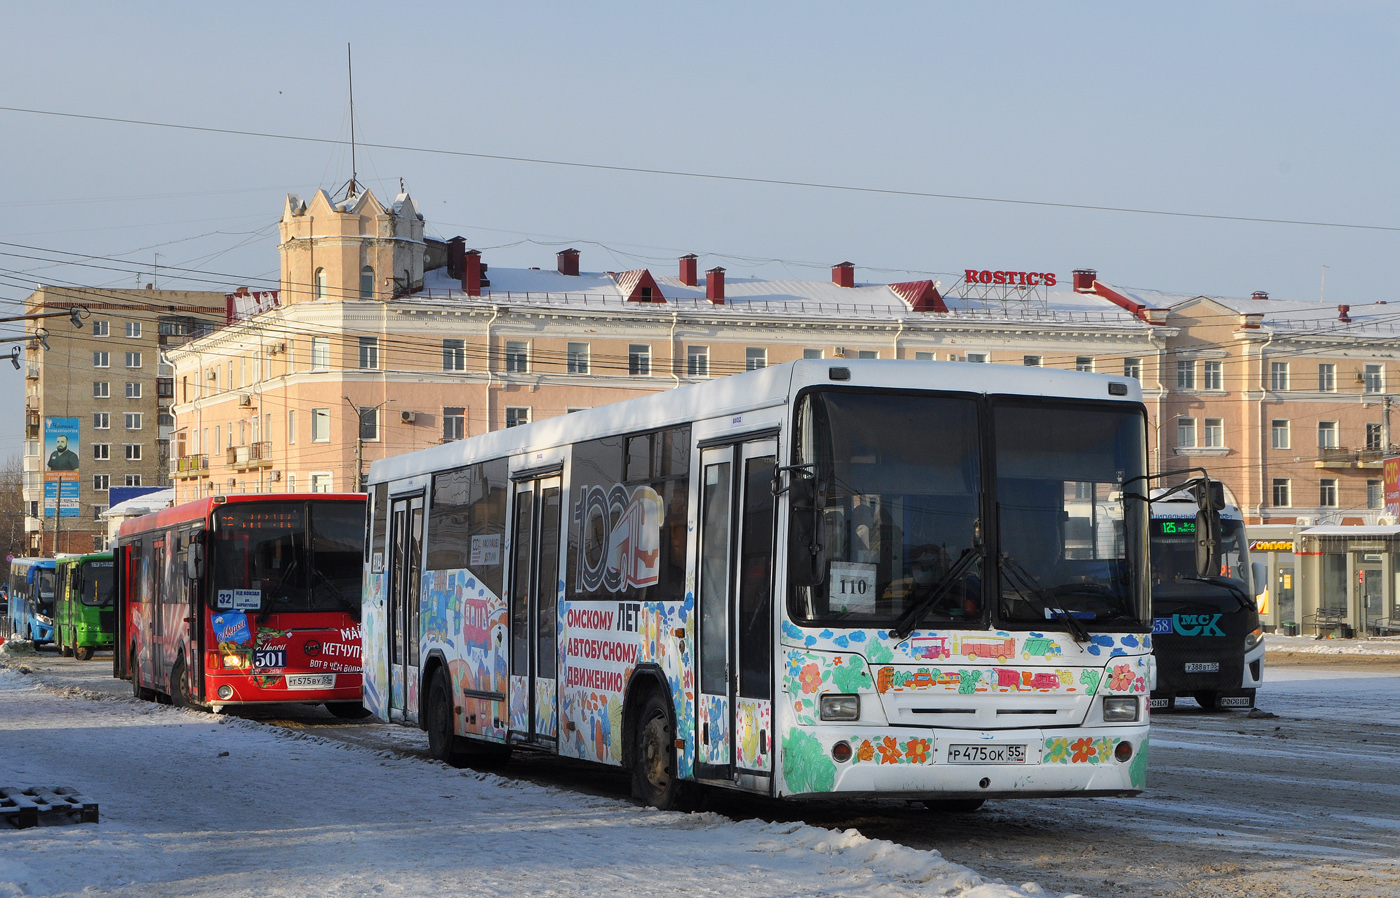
[505,407,530,428]
[966,352,988,364]
[1272,419,1290,450]
[157,378,173,398]
[287,410,296,444]
[1123,357,1141,380]
[358,337,379,370]
[915,352,934,361]
[1270,361,1289,391]
[1318,363,1336,392]
[359,407,379,442]
[1367,423,1384,451]
[360,266,374,300]
[93,412,109,430]
[443,407,465,442]
[628,344,651,376]
[803,348,824,360]
[1320,479,1338,507]
[125,382,142,399]
[746,347,767,371]
[503,340,529,374]
[124,474,142,487]
[310,473,332,493]
[311,337,329,370]
[854,350,876,360]
[124,413,142,430]
[93,381,109,398]
[314,268,326,301]
[94,351,109,368]
[92,506,108,523]
[125,351,141,369]
[125,321,142,339]
[567,342,590,374]
[1023,355,1042,367]
[1272,479,1291,507]
[93,474,109,491]
[1176,359,1195,390]
[124,444,142,461]
[1364,364,1384,394]
[1318,421,1338,449]
[311,408,330,442]
[1203,360,1222,391]
[92,321,109,337]
[442,339,465,371]
[687,345,709,377]
[1204,418,1224,448]
[1075,356,1094,372]
[1368,479,1383,509]
[92,444,110,461]
[1177,417,1197,448]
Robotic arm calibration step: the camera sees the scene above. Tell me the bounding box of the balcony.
[1315,447,1352,468]
[228,442,273,471]
[173,454,209,479]
[1357,448,1390,468]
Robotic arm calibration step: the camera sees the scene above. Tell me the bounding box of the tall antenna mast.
[347,43,358,197]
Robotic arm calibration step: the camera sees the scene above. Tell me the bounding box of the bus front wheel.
[130,651,147,702]
[74,645,93,662]
[632,692,681,811]
[170,659,193,709]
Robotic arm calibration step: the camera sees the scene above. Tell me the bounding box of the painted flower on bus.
[876,736,903,764]
[1108,664,1135,692]
[904,737,931,764]
[1070,736,1097,763]
[1043,735,1123,766]
[798,663,823,694]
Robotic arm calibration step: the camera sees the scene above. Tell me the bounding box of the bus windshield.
[212,501,363,617]
[35,569,56,615]
[993,400,1150,628]
[1151,517,1252,600]
[790,390,984,627]
[81,560,115,606]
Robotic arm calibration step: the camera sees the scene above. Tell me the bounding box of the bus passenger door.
[696,439,777,785]
[508,474,563,745]
[388,494,425,724]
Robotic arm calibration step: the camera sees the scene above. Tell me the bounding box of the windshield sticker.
[371,551,384,574]
[470,535,501,567]
[211,612,253,647]
[216,588,261,611]
[827,562,877,614]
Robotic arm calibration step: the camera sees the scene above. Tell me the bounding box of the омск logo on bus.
[574,484,663,593]
[1153,614,1225,636]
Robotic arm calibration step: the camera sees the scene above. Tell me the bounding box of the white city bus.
[362,360,1153,810]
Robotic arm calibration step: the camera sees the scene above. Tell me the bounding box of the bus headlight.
[221,653,250,669]
[36,614,52,626]
[820,694,861,721]
[1102,696,1140,722]
[1244,628,1264,651]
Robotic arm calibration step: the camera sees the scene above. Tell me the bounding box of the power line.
[6,104,1400,235]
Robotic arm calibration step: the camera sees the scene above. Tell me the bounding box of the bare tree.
[0,454,25,563]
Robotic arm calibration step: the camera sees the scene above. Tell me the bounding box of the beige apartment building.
[22,285,226,553]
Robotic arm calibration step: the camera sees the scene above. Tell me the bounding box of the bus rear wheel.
[73,645,93,662]
[130,650,148,702]
[632,692,681,811]
[425,668,465,766]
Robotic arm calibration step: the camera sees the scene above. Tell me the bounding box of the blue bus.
[7,557,57,648]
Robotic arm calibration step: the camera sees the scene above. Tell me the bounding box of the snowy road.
[2,649,1398,898]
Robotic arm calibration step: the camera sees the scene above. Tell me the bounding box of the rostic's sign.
[1384,456,1400,518]
[964,269,1058,287]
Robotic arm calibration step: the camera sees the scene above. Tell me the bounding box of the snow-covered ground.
[0,664,1068,898]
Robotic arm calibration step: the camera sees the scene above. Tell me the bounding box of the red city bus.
[113,494,368,717]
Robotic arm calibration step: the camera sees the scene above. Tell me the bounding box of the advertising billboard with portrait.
[44,417,80,518]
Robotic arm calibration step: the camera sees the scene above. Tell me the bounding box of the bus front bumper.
[779,724,1149,799]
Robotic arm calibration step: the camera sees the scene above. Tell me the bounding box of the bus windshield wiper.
[1185,576,1256,613]
[999,553,1091,645]
[891,546,980,640]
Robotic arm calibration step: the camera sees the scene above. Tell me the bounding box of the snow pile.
[0,638,36,657]
[1265,634,1400,657]
[0,669,1088,898]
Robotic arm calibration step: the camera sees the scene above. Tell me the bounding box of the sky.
[3,2,1400,455]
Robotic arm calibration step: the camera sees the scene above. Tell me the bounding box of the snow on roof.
[1101,282,1400,332]
[416,266,1148,327]
[1300,525,1400,537]
[102,489,174,519]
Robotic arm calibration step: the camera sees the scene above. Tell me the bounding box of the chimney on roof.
[832,262,855,288]
[235,286,249,294]
[1252,291,1269,301]
[1339,304,1352,323]
[463,250,483,297]
[447,236,466,279]
[706,267,726,304]
[557,248,580,277]
[679,254,698,287]
[1073,269,1097,293]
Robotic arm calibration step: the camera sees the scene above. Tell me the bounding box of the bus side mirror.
[1193,478,1222,578]
[186,542,204,581]
[787,472,826,587]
